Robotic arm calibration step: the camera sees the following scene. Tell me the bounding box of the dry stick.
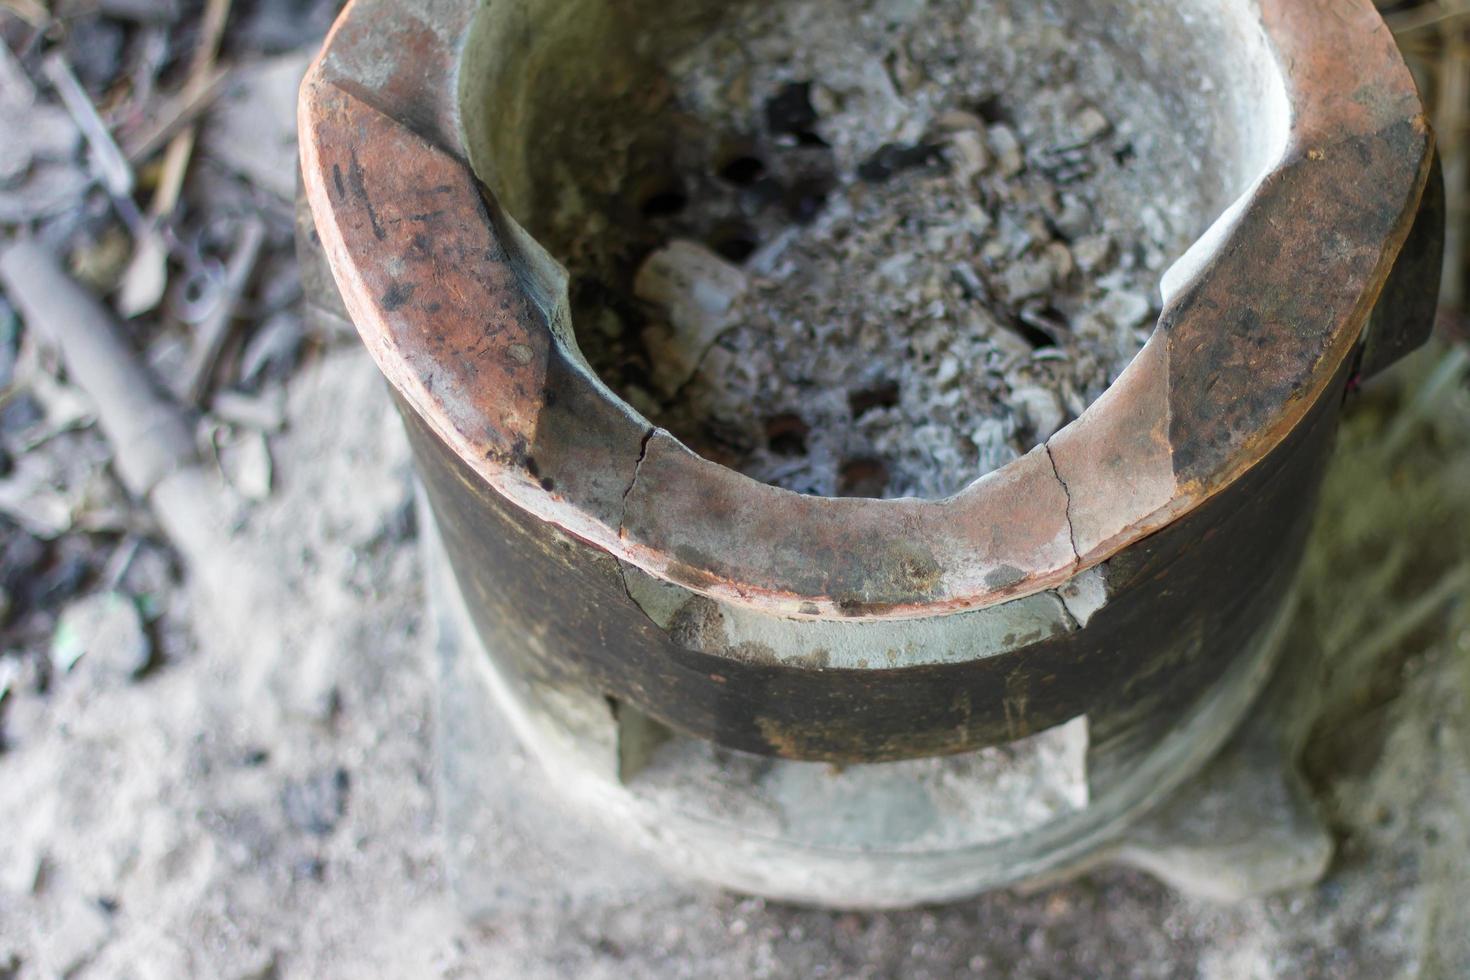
[0,240,291,713]
[179,214,266,403]
[1337,563,1470,670]
[1388,2,1470,37]
[42,55,154,241]
[0,241,193,501]
[1438,37,1468,315]
[123,65,231,167]
[118,0,234,317]
[99,0,181,21]
[41,54,132,196]
[1383,344,1470,458]
[0,0,47,27]
[0,35,36,108]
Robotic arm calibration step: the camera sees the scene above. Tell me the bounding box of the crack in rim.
[298,0,1433,621]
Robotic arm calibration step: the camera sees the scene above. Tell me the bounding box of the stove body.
[297,0,1442,906]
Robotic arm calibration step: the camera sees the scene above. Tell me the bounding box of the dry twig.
[178,214,266,403]
[118,0,234,317]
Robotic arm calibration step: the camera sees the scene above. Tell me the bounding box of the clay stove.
[297,0,1442,907]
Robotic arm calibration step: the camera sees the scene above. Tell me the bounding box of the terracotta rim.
[299,0,1432,620]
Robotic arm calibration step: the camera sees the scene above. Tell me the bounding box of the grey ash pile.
[557,0,1203,499]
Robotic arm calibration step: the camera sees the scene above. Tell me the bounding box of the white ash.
[545,0,1205,498]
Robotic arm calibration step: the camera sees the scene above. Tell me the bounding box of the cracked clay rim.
[299,0,1433,621]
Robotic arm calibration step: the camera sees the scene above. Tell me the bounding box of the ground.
[1,341,1467,979]
[1,2,1468,977]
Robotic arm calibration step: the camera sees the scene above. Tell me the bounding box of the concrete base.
[425,491,1331,909]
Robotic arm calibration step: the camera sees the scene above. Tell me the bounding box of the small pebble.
[1098,289,1154,330]
[1044,241,1075,282]
[282,768,350,836]
[986,125,1025,177]
[1001,257,1055,304]
[1011,385,1066,441]
[51,592,151,679]
[1050,196,1094,241]
[44,893,113,977]
[1070,106,1111,144]
[944,130,989,185]
[1072,234,1114,273]
[240,312,304,388]
[218,430,274,503]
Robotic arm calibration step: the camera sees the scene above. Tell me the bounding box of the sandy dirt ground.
[0,2,1468,977]
[0,341,1466,979]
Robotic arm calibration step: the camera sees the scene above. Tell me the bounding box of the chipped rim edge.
[298,0,1433,621]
